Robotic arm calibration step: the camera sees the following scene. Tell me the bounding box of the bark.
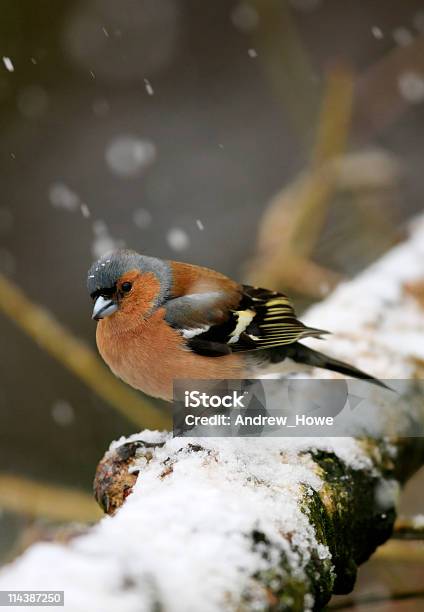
[1,219,424,612]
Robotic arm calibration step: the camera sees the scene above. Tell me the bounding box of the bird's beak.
[92,296,118,320]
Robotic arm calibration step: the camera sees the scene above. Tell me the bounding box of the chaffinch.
[87,249,383,401]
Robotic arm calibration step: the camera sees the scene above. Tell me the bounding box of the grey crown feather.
[87,249,171,308]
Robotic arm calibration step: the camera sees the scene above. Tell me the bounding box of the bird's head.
[87,249,171,323]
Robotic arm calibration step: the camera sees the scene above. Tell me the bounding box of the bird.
[87,249,385,401]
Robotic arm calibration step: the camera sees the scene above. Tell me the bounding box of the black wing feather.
[186,285,328,357]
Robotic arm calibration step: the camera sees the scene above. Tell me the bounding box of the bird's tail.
[287,343,389,390]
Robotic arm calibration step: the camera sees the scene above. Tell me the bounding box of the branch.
[1,220,424,611]
[393,515,424,540]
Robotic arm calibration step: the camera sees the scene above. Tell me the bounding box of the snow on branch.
[1,219,424,611]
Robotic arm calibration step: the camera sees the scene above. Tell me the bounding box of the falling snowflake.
[48,182,80,212]
[2,56,14,72]
[51,400,75,426]
[167,228,190,252]
[247,48,258,58]
[230,3,259,32]
[392,27,414,47]
[398,71,424,103]
[92,220,124,258]
[133,208,152,229]
[371,26,383,39]
[144,78,154,95]
[80,203,91,218]
[196,219,204,231]
[105,135,156,177]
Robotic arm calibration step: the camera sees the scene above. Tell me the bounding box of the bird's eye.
[121,282,132,293]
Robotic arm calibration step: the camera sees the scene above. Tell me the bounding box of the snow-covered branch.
[2,220,424,611]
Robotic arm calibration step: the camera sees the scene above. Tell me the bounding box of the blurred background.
[1,0,424,607]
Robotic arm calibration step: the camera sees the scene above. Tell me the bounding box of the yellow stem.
[0,274,171,430]
[0,474,102,523]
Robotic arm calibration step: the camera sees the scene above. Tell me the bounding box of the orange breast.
[96,308,245,401]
